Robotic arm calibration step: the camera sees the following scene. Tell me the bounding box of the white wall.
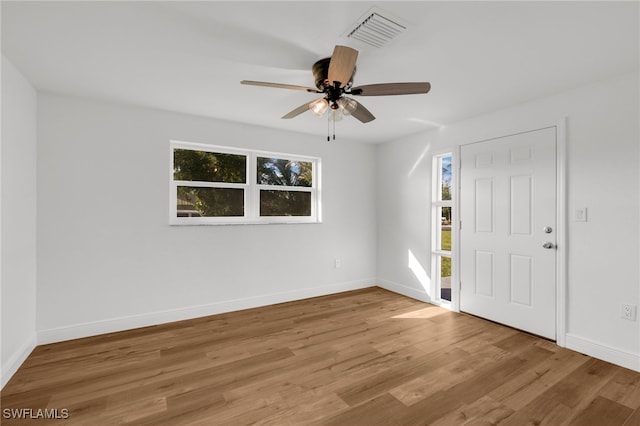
[36,93,377,342]
[376,134,435,302]
[377,71,640,371]
[1,56,38,387]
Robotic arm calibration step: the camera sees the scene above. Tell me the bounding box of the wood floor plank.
[428,395,514,426]
[497,357,622,426]
[540,357,621,409]
[623,407,640,426]
[599,367,640,409]
[317,393,408,426]
[389,345,507,406]
[498,393,574,426]
[2,287,639,425]
[336,345,467,406]
[567,396,634,426]
[489,347,590,410]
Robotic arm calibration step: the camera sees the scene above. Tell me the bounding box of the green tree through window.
[257,157,313,216]
[174,149,246,183]
[174,149,246,217]
[257,157,312,187]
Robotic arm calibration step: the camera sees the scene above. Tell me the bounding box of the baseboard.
[565,333,640,372]
[1,333,37,389]
[37,279,376,345]
[377,278,431,303]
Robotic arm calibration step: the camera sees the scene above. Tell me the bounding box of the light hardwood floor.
[2,288,639,425]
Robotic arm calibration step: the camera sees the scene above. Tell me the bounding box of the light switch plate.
[574,207,587,222]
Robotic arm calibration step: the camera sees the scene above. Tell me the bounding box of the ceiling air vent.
[345,8,408,49]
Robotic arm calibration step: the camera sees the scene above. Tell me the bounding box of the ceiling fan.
[241,45,431,139]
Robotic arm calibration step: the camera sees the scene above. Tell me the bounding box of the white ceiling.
[2,1,638,143]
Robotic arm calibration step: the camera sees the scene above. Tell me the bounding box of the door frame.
[453,118,567,347]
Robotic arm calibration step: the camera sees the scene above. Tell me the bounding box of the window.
[257,156,314,217]
[432,153,453,302]
[170,141,320,224]
[173,148,248,218]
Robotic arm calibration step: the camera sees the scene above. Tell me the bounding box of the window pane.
[441,220,452,251]
[260,190,311,216]
[437,206,452,251]
[174,149,246,183]
[177,186,244,217]
[439,256,452,301]
[441,207,452,227]
[440,155,452,201]
[257,157,312,187]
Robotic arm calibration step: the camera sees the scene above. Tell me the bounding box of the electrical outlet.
[334,258,342,269]
[621,304,637,321]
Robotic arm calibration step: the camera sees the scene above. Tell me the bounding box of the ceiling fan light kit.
[309,98,329,116]
[241,45,430,140]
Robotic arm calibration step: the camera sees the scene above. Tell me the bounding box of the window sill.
[169,218,322,226]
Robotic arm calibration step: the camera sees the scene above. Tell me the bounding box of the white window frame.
[170,140,321,225]
[431,152,454,306]
[252,150,320,224]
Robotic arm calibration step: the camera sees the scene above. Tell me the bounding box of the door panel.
[510,175,532,235]
[460,127,557,339]
[475,178,494,232]
[475,251,494,297]
[510,254,533,306]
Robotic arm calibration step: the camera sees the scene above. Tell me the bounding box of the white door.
[460,127,557,340]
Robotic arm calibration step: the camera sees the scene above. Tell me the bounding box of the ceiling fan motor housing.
[312,57,355,90]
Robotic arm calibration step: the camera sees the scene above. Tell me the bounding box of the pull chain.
[332,117,336,140]
[326,111,337,141]
[327,114,330,142]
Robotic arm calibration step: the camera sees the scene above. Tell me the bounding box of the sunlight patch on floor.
[392,306,448,319]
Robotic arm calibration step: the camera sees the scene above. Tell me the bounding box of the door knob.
[542,242,555,249]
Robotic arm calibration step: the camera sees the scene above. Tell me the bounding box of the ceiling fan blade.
[241,80,320,93]
[281,100,317,119]
[349,100,375,123]
[328,45,358,88]
[351,82,431,96]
